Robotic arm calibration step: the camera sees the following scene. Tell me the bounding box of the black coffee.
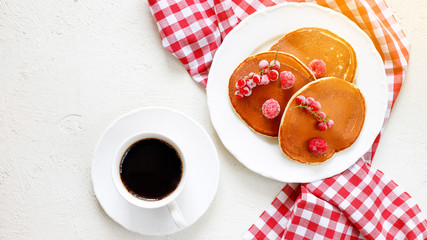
[120,138,183,201]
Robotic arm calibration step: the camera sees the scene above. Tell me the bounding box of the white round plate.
[207,3,388,183]
[91,107,219,236]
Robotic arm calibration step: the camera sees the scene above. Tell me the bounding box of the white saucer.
[91,107,219,236]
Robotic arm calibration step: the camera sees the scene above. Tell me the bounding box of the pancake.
[229,52,315,137]
[269,27,357,83]
[278,77,365,164]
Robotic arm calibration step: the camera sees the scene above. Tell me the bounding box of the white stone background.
[0,0,426,239]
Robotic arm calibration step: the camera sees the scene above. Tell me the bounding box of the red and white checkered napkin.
[148,0,427,239]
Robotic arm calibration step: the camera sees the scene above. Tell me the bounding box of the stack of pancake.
[228,27,365,164]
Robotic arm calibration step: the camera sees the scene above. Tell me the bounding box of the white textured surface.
[0,0,426,239]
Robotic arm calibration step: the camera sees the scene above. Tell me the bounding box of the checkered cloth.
[148,0,427,239]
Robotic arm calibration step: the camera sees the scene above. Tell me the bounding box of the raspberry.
[308,138,328,155]
[260,74,270,85]
[317,122,328,131]
[246,78,257,89]
[270,60,280,71]
[308,59,326,78]
[267,70,279,81]
[295,95,306,105]
[315,111,326,121]
[259,60,269,69]
[310,101,321,112]
[236,78,246,89]
[306,97,315,105]
[262,99,281,119]
[326,119,334,128]
[252,74,261,84]
[235,90,244,99]
[280,71,296,89]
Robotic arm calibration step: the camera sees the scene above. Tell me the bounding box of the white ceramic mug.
[111,132,187,228]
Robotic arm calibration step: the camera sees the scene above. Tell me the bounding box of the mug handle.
[167,200,186,228]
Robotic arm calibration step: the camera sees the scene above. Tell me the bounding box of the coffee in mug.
[119,138,183,201]
[112,132,187,229]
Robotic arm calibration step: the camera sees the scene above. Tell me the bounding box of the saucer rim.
[91,106,220,236]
